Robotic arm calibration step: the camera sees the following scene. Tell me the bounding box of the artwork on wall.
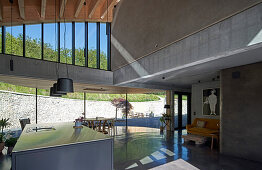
[203,88,220,116]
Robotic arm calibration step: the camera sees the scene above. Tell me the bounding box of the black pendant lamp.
[57,78,74,93]
[50,87,62,97]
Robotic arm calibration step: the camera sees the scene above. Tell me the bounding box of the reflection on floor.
[1,126,262,170]
[114,126,262,170]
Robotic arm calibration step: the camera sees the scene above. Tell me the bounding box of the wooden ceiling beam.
[18,0,25,20]
[100,0,115,19]
[59,0,68,18]
[75,0,85,18]
[0,2,2,22]
[88,0,103,18]
[41,0,47,19]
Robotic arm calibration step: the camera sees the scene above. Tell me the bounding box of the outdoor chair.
[19,118,31,130]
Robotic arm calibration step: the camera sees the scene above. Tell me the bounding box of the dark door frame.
[174,92,191,130]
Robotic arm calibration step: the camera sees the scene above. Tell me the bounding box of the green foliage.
[5,137,18,147]
[0,118,10,142]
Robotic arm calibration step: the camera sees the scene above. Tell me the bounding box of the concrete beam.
[41,0,47,19]
[18,0,25,20]
[113,3,262,86]
[0,54,113,86]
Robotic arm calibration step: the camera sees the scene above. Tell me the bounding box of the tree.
[111,98,133,118]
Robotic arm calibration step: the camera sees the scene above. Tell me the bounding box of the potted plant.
[159,116,165,131]
[5,137,18,155]
[0,118,10,153]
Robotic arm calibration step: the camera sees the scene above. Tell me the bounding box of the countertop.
[13,122,111,152]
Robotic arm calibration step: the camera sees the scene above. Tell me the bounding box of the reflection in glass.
[26,24,42,59]
[88,23,97,68]
[6,26,23,56]
[44,23,58,62]
[100,23,108,70]
[60,22,72,64]
[75,23,85,66]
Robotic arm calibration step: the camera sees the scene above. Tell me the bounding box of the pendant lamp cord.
[63,0,69,79]
[10,0,13,59]
[55,0,59,79]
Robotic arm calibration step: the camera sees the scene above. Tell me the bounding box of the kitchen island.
[12,122,113,170]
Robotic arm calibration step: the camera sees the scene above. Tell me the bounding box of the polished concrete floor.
[1,126,262,170]
[113,126,262,170]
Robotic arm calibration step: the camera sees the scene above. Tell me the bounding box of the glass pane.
[88,23,97,68]
[6,25,23,56]
[0,27,2,53]
[60,22,72,64]
[100,23,108,70]
[174,94,178,129]
[26,24,42,59]
[75,22,85,66]
[44,23,58,62]
[37,89,84,124]
[182,95,188,127]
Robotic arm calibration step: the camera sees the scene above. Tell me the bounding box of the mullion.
[85,22,88,67]
[41,23,44,60]
[107,23,111,71]
[96,22,100,69]
[72,22,75,65]
[23,24,25,57]
[2,26,5,54]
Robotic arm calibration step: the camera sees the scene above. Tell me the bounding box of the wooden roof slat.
[59,0,68,18]
[41,0,47,19]
[88,0,103,18]
[75,0,85,18]
[100,0,115,19]
[18,0,25,20]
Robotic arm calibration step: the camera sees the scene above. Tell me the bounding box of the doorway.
[174,92,191,129]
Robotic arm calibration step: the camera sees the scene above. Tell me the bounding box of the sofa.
[186,118,220,137]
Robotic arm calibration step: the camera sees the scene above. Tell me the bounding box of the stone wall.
[0,90,166,129]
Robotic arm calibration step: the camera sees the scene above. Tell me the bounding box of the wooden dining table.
[83,118,115,134]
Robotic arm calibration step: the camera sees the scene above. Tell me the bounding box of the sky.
[4,22,108,54]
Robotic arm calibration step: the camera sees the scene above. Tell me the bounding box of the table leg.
[211,136,214,150]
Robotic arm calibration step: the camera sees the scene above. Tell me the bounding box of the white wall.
[191,81,220,122]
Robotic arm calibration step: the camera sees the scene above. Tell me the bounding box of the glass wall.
[0,27,2,53]
[26,24,42,59]
[60,22,72,64]
[44,23,58,62]
[100,23,108,70]
[75,22,85,66]
[1,22,110,70]
[5,25,23,56]
[88,23,97,68]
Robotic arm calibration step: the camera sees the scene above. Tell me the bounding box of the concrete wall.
[220,62,262,162]
[0,54,113,87]
[191,81,220,122]
[112,0,262,70]
[113,3,262,85]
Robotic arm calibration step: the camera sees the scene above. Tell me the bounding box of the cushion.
[196,120,206,128]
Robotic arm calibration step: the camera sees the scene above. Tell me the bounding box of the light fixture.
[50,87,62,97]
[164,105,170,109]
[57,78,74,93]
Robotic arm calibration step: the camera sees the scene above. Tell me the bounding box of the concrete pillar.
[166,90,174,131]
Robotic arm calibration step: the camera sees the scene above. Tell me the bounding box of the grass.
[0,82,163,102]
